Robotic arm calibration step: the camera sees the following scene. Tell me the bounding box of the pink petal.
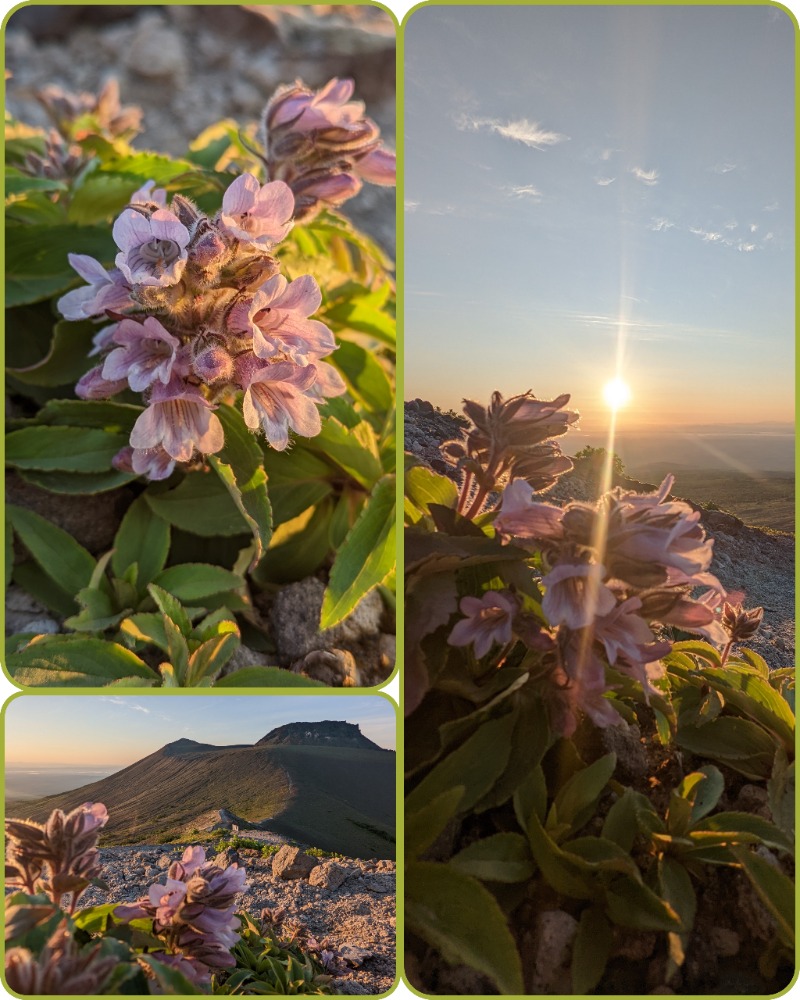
[222,174,259,216]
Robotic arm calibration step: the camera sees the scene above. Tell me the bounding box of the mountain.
[6,725,396,859]
[257,720,386,751]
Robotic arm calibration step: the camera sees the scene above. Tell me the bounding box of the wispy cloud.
[723,220,738,230]
[649,217,675,232]
[764,200,779,212]
[631,166,659,185]
[737,242,757,253]
[457,113,568,149]
[749,223,759,233]
[711,162,737,174]
[405,200,420,212]
[555,309,735,341]
[505,184,542,201]
[595,176,615,186]
[689,226,723,243]
[100,697,150,714]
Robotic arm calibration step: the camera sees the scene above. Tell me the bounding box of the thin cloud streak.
[457,112,568,149]
[631,166,659,185]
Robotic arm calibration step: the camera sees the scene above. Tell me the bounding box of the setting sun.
[602,377,632,411]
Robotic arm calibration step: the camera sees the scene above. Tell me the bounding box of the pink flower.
[218,174,294,248]
[593,596,657,666]
[541,562,617,630]
[75,365,127,400]
[57,254,133,320]
[493,480,565,545]
[268,77,366,133]
[113,444,176,481]
[88,322,119,357]
[149,878,188,925]
[129,378,224,462]
[229,274,335,366]
[448,591,518,658]
[112,207,190,287]
[305,361,347,400]
[130,179,167,207]
[241,361,322,451]
[101,316,179,392]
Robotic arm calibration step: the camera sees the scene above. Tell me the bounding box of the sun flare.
[602,377,632,411]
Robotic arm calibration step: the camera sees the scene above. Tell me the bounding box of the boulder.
[308,861,350,890]
[271,845,318,881]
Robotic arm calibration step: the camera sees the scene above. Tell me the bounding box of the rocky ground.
[405,399,795,669]
[77,840,396,995]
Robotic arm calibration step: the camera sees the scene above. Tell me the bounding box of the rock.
[362,873,394,894]
[615,930,657,960]
[157,855,171,869]
[710,927,740,958]
[334,981,372,995]
[271,846,318,881]
[339,945,374,967]
[309,862,350,890]
[125,16,188,80]
[525,909,578,994]
[294,648,359,686]
[214,847,242,869]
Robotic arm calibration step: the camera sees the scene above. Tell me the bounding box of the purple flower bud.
[192,345,234,384]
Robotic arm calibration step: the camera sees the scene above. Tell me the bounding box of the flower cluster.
[63,171,345,479]
[35,78,143,142]
[263,77,396,221]
[5,801,108,911]
[115,845,248,986]
[6,921,117,996]
[442,391,578,517]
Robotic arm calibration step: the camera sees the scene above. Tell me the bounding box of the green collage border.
[1,0,799,998]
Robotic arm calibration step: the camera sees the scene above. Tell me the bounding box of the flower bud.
[192,344,234,384]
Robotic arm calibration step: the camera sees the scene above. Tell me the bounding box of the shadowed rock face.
[257,720,386,752]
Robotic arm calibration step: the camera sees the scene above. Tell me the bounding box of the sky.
[404,5,795,468]
[5,694,397,767]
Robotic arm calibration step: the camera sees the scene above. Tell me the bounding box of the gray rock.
[272,845,318,881]
[308,861,350,890]
[214,847,242,869]
[526,909,578,994]
[710,927,740,958]
[362,873,394,895]
[334,981,372,995]
[157,854,172,870]
[125,17,188,80]
[339,945,374,967]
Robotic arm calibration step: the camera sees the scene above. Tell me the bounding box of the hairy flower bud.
[192,344,234,384]
[721,602,763,643]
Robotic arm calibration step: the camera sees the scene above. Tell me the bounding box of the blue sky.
[404,5,794,457]
[5,695,397,765]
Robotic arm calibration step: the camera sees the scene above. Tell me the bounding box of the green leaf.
[324,288,396,347]
[7,504,95,597]
[261,446,334,525]
[209,404,273,562]
[147,583,191,635]
[330,338,393,415]
[6,170,68,196]
[6,425,129,472]
[312,416,383,488]
[6,223,116,307]
[602,788,663,851]
[697,666,795,748]
[405,464,459,516]
[670,639,723,665]
[561,836,642,878]
[72,903,120,934]
[406,713,516,819]
[731,846,794,949]
[406,862,523,995]
[548,752,617,835]
[252,500,334,586]
[12,561,77,618]
[320,474,395,629]
[32,399,143,432]
[162,615,190,683]
[675,716,776,780]
[18,468,136,494]
[450,833,534,883]
[118,613,169,654]
[768,750,794,838]
[214,666,326,687]
[112,496,170,591]
[7,635,156,686]
[66,171,147,225]
[693,812,794,855]
[5,517,13,590]
[522,811,595,900]
[571,906,613,994]
[513,765,548,834]
[659,856,697,976]
[185,632,240,686]
[605,876,684,932]
[144,473,250,537]
[151,563,244,602]
[6,319,98,386]
[406,786,465,860]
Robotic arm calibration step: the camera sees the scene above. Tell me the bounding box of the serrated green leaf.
[693,812,794,855]
[405,465,459,516]
[450,833,534,883]
[118,613,169,654]
[147,583,191,636]
[602,788,662,851]
[670,639,723,665]
[675,716,776,780]
[32,399,143,432]
[112,496,170,591]
[605,876,684,932]
[18,467,136,494]
[253,500,334,586]
[320,474,395,629]
[138,954,205,995]
[66,171,145,225]
[311,416,383,488]
[406,862,523,995]
[7,504,95,597]
[144,472,250,537]
[330,338,393,415]
[12,561,77,619]
[261,446,334,525]
[571,906,613,994]
[185,632,240,686]
[7,635,155,686]
[6,425,128,472]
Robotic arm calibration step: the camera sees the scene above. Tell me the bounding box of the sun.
[602,377,632,411]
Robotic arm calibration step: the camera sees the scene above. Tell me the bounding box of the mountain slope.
[7,728,396,859]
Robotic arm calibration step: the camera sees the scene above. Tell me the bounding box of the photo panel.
[4,4,397,691]
[4,691,398,994]
[403,4,795,995]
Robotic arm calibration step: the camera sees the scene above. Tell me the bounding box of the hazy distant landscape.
[6,764,120,800]
[628,465,795,533]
